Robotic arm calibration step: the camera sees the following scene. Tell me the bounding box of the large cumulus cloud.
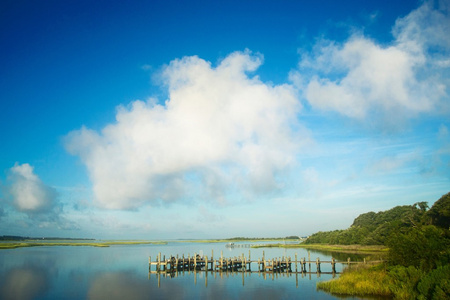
[65,51,302,210]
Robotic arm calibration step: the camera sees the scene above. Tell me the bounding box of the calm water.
[0,242,366,299]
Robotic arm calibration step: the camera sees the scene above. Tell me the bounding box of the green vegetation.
[305,203,429,245]
[0,240,166,249]
[316,192,450,299]
[317,264,392,297]
[252,243,387,254]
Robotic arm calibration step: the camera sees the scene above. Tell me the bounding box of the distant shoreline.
[0,240,167,250]
[0,238,301,250]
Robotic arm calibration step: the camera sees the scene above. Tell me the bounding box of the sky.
[0,0,449,239]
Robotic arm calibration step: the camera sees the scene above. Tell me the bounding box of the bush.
[387,265,423,299]
[417,265,450,300]
[387,225,450,272]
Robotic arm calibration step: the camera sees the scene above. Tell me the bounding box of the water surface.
[0,241,365,299]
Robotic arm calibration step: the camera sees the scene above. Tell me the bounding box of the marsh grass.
[175,238,298,243]
[317,264,393,297]
[0,241,166,249]
[253,243,388,254]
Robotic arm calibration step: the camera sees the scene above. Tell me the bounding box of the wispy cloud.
[2,163,79,232]
[7,163,57,214]
[65,50,305,210]
[294,1,449,128]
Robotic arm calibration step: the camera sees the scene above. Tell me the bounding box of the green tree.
[427,192,450,229]
[387,225,450,272]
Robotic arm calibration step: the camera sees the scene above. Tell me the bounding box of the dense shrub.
[417,265,450,300]
[387,225,450,272]
[387,266,423,299]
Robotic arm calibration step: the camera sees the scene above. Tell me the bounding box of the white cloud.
[7,163,57,214]
[296,1,450,124]
[65,50,303,210]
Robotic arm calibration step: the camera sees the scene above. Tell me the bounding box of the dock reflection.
[149,269,337,288]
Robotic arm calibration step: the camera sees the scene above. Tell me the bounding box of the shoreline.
[0,240,167,249]
[0,238,296,250]
[251,243,388,254]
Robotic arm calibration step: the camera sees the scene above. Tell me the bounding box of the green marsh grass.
[0,240,166,250]
[252,243,388,254]
[317,263,393,297]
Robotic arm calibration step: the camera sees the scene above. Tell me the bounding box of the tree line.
[311,192,450,299]
[304,193,449,246]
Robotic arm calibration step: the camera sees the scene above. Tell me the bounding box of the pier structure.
[149,250,382,275]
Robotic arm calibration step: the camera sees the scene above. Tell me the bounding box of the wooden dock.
[149,250,383,275]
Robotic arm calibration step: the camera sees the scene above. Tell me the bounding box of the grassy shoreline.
[251,243,388,254]
[0,240,167,249]
[0,238,295,250]
[174,238,299,243]
[316,263,393,298]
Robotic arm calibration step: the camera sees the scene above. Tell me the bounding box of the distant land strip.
[0,240,167,250]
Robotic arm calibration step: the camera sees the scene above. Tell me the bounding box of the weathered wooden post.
[308,251,311,273]
[158,252,161,272]
[331,257,336,273]
[262,251,266,271]
[316,257,321,273]
[295,253,298,272]
[347,257,351,268]
[163,255,166,271]
[194,253,197,270]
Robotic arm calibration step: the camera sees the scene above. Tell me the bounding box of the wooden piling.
[331,257,336,273]
[316,257,321,273]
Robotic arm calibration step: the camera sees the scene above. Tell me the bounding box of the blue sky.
[1,0,449,239]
